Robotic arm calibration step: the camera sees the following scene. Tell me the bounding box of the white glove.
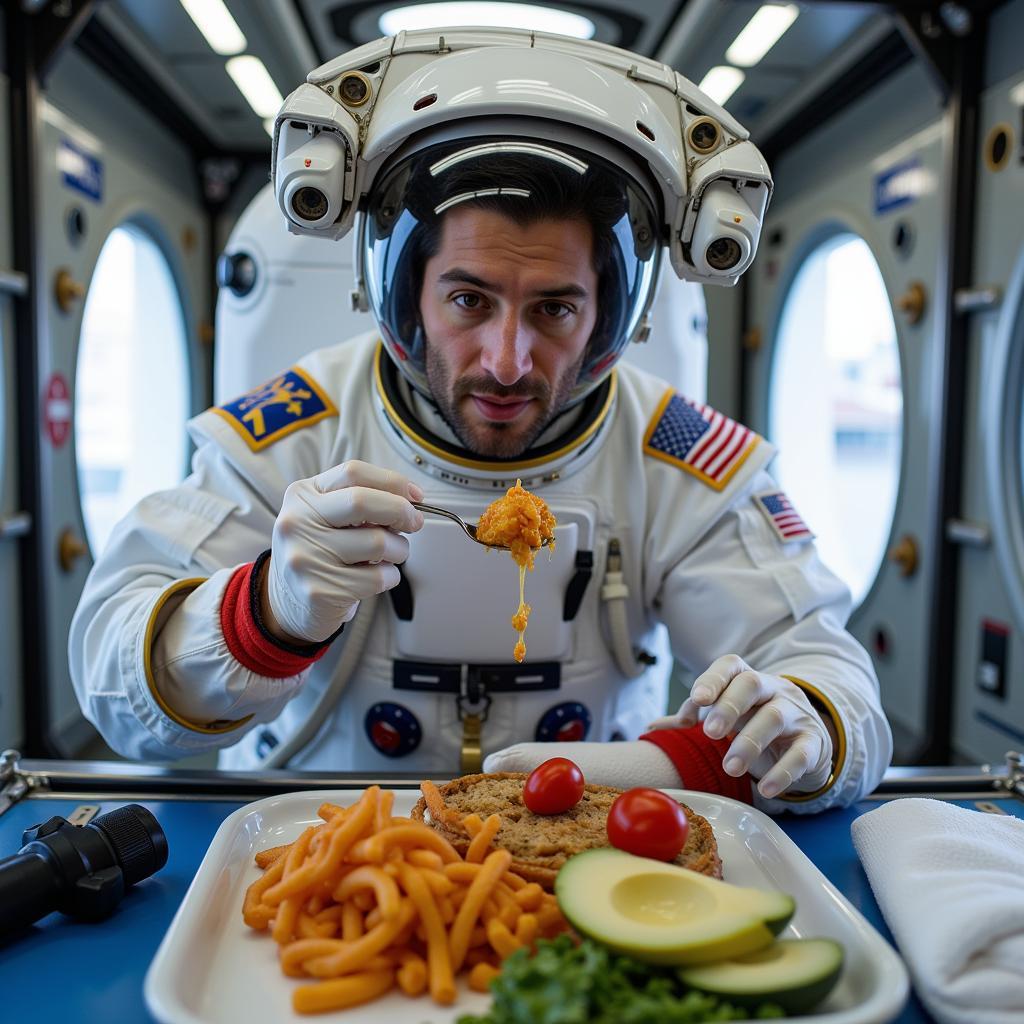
[265,460,424,642]
[482,741,683,790]
[647,654,833,799]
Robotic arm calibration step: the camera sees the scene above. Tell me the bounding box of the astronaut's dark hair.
[407,149,626,284]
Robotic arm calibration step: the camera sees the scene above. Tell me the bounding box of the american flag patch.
[755,491,814,543]
[643,389,760,490]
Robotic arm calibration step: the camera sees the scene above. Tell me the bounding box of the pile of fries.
[242,784,569,1014]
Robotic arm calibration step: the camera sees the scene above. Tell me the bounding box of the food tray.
[145,789,909,1023]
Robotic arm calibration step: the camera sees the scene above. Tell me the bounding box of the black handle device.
[0,804,168,935]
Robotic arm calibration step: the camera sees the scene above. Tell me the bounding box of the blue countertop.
[2,790,1021,1023]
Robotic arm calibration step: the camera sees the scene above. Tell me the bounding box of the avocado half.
[554,848,795,966]
[679,938,844,1013]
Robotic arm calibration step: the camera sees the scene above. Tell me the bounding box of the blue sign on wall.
[873,158,924,215]
[57,136,103,202]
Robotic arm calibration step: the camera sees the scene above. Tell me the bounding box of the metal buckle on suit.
[455,666,493,774]
[391,660,560,772]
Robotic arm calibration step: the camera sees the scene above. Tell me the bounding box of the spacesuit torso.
[216,337,684,773]
[70,331,889,812]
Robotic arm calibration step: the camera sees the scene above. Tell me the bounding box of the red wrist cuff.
[640,725,755,805]
[220,562,330,678]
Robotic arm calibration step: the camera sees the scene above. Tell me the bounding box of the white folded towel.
[851,798,1024,1024]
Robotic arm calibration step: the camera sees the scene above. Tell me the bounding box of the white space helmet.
[271,28,772,406]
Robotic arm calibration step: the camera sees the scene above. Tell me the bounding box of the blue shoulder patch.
[211,367,337,452]
[643,388,761,491]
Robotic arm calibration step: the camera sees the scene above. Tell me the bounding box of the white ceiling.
[99,0,887,151]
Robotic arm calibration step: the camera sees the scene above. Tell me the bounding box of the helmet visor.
[361,134,660,408]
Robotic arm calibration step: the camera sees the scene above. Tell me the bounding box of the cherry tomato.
[522,757,585,815]
[606,787,690,862]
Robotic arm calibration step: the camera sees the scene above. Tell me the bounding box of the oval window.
[76,225,191,556]
[769,234,902,607]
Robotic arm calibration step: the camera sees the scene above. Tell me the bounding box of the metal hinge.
[945,517,990,547]
[954,285,1001,315]
[0,512,32,540]
[0,750,44,817]
[996,750,1024,801]
[0,268,28,296]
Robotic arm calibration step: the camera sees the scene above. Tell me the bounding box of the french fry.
[317,801,348,822]
[486,917,521,959]
[466,814,501,863]
[448,849,513,972]
[333,865,401,921]
[468,961,501,993]
[406,848,444,871]
[513,881,544,910]
[461,812,484,836]
[396,861,457,1005]
[443,861,483,884]
[374,790,395,833]
[395,953,428,997]
[297,910,335,939]
[436,893,456,925]
[292,968,395,1014]
[418,867,456,897]
[420,780,463,832]
[242,854,286,929]
[254,843,291,869]
[359,823,461,864]
[301,899,417,978]
[272,894,303,945]
[514,912,538,946]
[243,785,568,1014]
[341,900,364,942]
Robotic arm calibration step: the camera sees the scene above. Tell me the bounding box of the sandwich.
[411,772,722,890]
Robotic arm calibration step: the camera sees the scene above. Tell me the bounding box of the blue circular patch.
[364,702,422,758]
[535,701,591,742]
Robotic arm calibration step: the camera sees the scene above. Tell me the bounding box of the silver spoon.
[412,502,553,550]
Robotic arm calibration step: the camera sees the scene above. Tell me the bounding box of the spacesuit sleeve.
[658,469,893,813]
[68,441,316,762]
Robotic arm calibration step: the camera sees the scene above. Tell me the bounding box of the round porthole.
[985,244,1024,633]
[769,233,903,608]
[75,224,192,556]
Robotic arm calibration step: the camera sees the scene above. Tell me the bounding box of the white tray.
[145,789,909,1024]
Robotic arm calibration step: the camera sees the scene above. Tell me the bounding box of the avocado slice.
[554,848,795,965]
[679,938,844,1013]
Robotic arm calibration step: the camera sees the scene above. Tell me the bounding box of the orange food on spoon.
[476,479,556,662]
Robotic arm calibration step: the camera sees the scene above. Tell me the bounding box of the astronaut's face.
[419,206,599,458]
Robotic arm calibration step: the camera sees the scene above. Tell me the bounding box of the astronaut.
[69,28,892,814]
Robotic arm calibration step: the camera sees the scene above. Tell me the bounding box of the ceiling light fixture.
[379,2,595,39]
[226,56,284,119]
[725,3,799,68]
[179,0,247,56]
[698,66,745,107]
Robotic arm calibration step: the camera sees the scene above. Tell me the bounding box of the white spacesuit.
[69,27,891,813]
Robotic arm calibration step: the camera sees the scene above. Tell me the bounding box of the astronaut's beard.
[424,345,586,458]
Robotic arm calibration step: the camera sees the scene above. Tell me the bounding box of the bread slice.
[411,772,722,890]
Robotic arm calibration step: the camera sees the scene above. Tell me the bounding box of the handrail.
[7,754,1020,804]
[0,269,28,296]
